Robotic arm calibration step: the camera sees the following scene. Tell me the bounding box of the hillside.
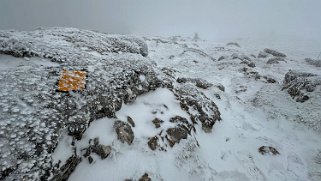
[0,28,321,181]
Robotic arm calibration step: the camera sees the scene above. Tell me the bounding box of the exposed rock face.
[174,84,221,132]
[114,121,135,145]
[0,28,222,180]
[282,70,321,102]
[0,28,159,180]
[264,48,287,57]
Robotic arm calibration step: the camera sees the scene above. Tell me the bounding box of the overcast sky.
[1,0,321,43]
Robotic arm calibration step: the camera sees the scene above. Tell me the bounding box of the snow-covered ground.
[1,28,321,180]
[55,36,321,180]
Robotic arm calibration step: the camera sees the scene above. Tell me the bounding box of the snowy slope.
[0,28,321,181]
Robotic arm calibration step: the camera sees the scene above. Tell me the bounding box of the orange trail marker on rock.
[57,70,87,92]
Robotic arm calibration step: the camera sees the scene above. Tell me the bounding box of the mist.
[1,0,321,50]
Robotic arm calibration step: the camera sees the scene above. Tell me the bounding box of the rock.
[305,58,321,67]
[67,122,87,140]
[139,173,151,181]
[166,126,189,147]
[262,76,276,83]
[91,145,112,159]
[88,156,93,164]
[127,116,135,127]
[50,156,81,181]
[114,121,134,145]
[258,51,268,58]
[177,77,213,89]
[152,118,163,128]
[215,83,225,92]
[148,136,159,150]
[174,84,221,132]
[267,57,286,64]
[258,146,280,155]
[217,56,226,61]
[226,42,240,47]
[282,70,321,102]
[169,116,189,125]
[264,48,286,57]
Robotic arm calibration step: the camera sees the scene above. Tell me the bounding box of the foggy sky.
[1,0,321,42]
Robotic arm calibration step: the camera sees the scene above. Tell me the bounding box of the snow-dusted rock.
[282,70,321,102]
[264,48,287,57]
[114,121,134,145]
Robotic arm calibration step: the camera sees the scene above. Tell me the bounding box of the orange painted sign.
[57,70,87,92]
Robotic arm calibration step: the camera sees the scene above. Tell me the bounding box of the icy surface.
[1,28,321,181]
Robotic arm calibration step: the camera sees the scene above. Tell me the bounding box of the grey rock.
[174,84,221,132]
[148,136,159,151]
[177,77,213,89]
[139,173,152,181]
[114,121,134,145]
[282,70,321,102]
[258,51,268,58]
[267,57,286,64]
[127,116,135,127]
[305,58,321,67]
[166,126,189,147]
[91,145,112,159]
[152,118,163,128]
[226,42,240,47]
[0,28,160,180]
[264,48,286,57]
[258,146,280,155]
[50,156,81,181]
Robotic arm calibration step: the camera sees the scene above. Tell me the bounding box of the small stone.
[152,118,163,128]
[88,156,93,164]
[127,116,135,127]
[92,145,112,159]
[258,146,280,155]
[148,136,158,151]
[139,173,151,181]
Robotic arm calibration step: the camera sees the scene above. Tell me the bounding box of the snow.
[0,28,320,180]
[65,35,321,180]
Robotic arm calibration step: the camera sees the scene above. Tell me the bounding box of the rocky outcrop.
[282,70,321,102]
[174,84,221,132]
[0,28,159,180]
[0,28,222,180]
